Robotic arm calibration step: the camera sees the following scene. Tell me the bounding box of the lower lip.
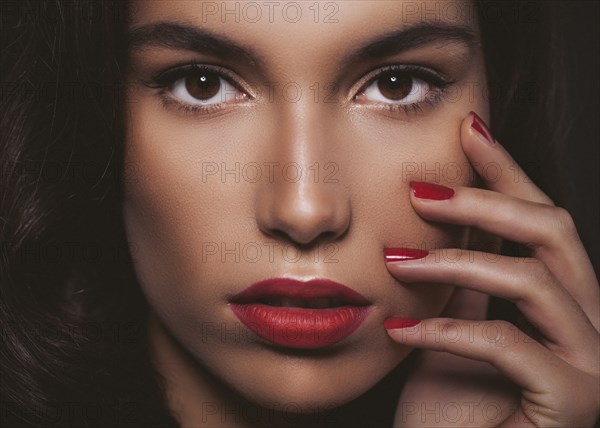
[230,304,372,349]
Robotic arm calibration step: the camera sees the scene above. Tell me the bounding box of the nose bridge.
[255,101,351,246]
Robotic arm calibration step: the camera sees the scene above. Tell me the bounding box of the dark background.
[554,0,599,277]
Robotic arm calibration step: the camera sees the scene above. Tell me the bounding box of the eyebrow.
[340,22,478,67]
[128,22,264,67]
[128,21,478,69]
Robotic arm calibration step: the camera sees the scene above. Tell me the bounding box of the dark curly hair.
[1,1,597,427]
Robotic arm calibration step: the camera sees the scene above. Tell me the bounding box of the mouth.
[229,278,373,349]
[258,297,346,309]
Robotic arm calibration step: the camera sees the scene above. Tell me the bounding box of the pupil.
[377,73,413,100]
[185,72,220,100]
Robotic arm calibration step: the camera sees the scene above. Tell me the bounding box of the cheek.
[121,105,258,308]
[341,110,473,234]
[337,113,472,313]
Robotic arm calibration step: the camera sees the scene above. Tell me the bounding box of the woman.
[1,0,598,427]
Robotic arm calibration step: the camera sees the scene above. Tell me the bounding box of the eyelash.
[356,64,454,115]
[144,63,454,117]
[145,63,248,116]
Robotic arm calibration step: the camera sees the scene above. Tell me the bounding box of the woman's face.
[124,0,487,411]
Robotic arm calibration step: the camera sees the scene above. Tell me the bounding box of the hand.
[385,112,600,427]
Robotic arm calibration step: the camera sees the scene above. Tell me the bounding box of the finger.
[385,249,600,371]
[449,225,499,322]
[386,318,599,427]
[409,183,600,330]
[461,112,554,206]
[385,318,564,391]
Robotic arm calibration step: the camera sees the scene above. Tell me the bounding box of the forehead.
[128,1,479,59]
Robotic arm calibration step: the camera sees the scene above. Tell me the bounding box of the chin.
[179,321,413,413]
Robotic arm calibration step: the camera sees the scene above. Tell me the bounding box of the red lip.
[229,278,373,349]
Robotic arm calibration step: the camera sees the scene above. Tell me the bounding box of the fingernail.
[410,181,454,200]
[470,112,496,146]
[384,248,429,262]
[384,317,421,329]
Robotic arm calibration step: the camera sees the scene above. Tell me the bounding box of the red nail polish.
[383,248,429,262]
[384,317,421,329]
[471,112,495,146]
[410,181,454,200]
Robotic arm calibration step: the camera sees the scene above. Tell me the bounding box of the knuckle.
[438,250,464,282]
[437,318,459,332]
[484,320,518,349]
[550,206,577,238]
[523,261,556,296]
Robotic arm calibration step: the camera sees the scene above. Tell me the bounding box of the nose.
[255,110,351,247]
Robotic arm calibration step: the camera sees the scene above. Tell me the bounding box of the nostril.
[264,228,339,248]
[315,231,337,243]
[268,229,292,243]
[254,180,351,247]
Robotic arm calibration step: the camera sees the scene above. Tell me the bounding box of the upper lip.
[230,277,372,307]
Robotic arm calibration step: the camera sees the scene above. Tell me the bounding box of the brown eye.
[167,68,243,107]
[377,72,414,100]
[361,68,433,106]
[185,72,221,101]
